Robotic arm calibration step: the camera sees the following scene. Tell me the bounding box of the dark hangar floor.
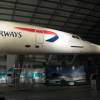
[0,85,99,100]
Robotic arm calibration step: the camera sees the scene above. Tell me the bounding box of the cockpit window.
[72,35,81,39]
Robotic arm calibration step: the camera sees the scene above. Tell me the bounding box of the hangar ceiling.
[0,0,100,66]
[0,0,100,44]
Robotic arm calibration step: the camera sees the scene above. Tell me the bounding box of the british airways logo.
[15,27,59,42]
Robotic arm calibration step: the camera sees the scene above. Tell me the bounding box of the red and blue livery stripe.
[15,27,59,42]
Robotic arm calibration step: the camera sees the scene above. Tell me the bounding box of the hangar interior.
[0,0,100,100]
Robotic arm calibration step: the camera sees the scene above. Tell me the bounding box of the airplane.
[0,20,100,54]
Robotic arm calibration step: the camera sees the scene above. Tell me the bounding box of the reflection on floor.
[0,85,99,100]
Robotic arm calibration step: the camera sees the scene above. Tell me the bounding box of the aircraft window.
[72,35,80,39]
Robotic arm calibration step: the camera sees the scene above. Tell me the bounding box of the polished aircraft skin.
[0,20,100,54]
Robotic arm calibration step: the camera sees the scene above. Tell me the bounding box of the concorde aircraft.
[0,20,100,54]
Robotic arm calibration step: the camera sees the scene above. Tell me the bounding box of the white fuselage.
[0,21,100,54]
